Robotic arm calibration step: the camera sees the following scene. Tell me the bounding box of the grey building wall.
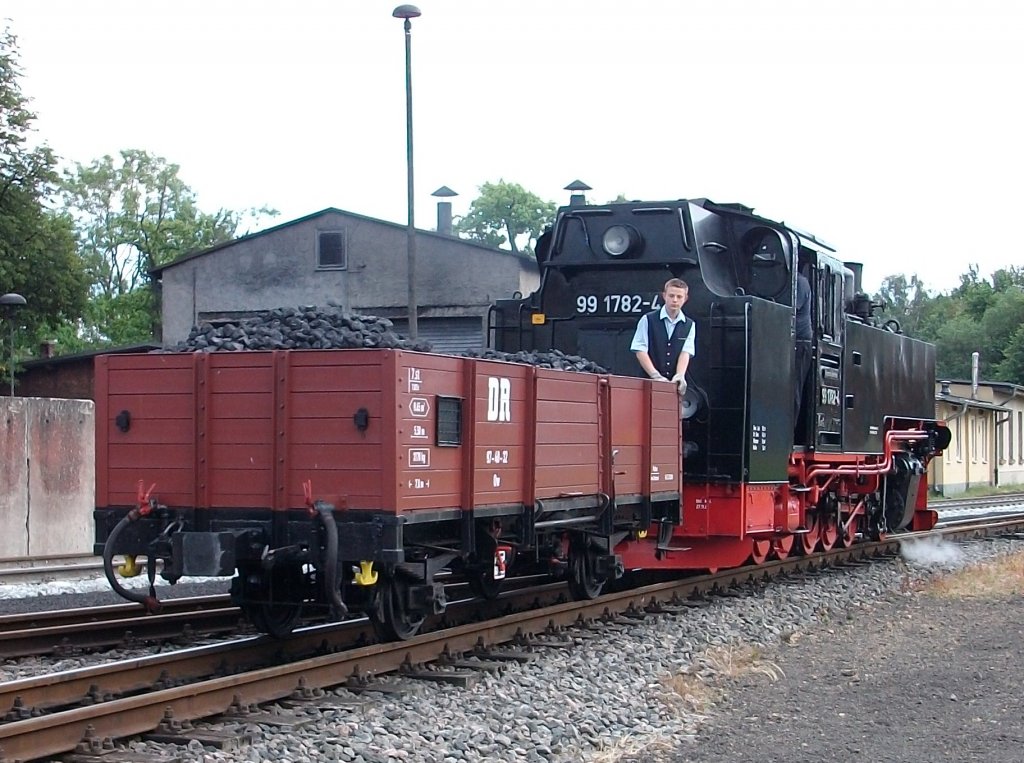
[157,209,540,347]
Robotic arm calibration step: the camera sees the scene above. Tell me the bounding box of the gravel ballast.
[4,535,1021,762]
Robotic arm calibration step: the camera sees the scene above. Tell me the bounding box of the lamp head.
[392,4,422,19]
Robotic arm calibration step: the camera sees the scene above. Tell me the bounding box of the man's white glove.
[671,373,687,396]
[648,369,669,381]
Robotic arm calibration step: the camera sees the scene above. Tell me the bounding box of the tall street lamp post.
[0,292,27,396]
[393,4,421,340]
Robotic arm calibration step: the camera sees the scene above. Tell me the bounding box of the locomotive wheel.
[749,539,771,565]
[568,542,605,600]
[771,535,795,560]
[371,574,425,641]
[819,517,839,552]
[799,515,820,555]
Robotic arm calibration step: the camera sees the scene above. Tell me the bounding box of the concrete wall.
[160,210,540,345]
[0,397,94,558]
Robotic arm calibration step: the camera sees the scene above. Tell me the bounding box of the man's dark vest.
[646,309,693,378]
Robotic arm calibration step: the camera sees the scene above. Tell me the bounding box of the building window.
[981,417,988,464]
[970,417,978,464]
[317,230,347,269]
[955,417,962,463]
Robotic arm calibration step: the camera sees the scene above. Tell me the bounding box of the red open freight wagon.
[94,349,681,637]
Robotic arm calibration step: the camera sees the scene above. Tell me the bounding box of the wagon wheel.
[799,515,820,555]
[837,515,857,548]
[819,515,839,552]
[467,537,510,601]
[468,564,504,601]
[242,564,304,638]
[771,535,795,561]
[370,573,426,642]
[749,538,772,565]
[568,540,605,600]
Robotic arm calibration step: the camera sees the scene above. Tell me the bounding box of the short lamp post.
[0,293,26,396]
[393,4,422,340]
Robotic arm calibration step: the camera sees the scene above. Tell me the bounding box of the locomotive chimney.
[431,186,458,236]
[564,179,592,207]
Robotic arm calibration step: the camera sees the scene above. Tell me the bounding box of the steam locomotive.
[94,197,948,639]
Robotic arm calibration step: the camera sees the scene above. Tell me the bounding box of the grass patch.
[661,644,784,713]
[923,551,1024,598]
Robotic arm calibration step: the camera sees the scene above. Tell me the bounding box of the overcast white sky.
[5,0,1022,294]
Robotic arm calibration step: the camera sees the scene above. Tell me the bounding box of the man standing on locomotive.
[630,278,695,396]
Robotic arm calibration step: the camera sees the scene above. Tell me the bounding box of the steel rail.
[0,601,243,659]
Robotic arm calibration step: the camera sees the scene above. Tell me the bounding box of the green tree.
[950,265,996,321]
[62,149,275,343]
[0,27,89,353]
[934,314,987,380]
[873,274,933,338]
[455,180,555,254]
[995,325,1024,383]
[989,266,1024,293]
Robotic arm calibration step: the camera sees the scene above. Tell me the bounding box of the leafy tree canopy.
[0,27,89,346]
[455,180,555,255]
[872,266,1024,385]
[61,149,276,344]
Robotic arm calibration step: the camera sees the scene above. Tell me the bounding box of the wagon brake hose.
[313,500,347,619]
[102,481,162,613]
[303,481,347,619]
[102,507,162,613]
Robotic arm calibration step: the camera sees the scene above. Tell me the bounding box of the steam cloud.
[900,534,964,567]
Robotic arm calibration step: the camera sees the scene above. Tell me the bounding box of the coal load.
[166,305,606,374]
[461,348,607,374]
[167,306,433,353]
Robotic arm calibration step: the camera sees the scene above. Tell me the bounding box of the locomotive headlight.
[602,225,642,257]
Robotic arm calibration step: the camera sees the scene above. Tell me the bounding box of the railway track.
[2,512,1023,762]
[0,595,241,659]
[0,494,1018,661]
[0,554,102,584]
[0,496,1013,659]
[929,491,1024,515]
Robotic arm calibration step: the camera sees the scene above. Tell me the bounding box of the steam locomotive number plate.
[575,293,662,315]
